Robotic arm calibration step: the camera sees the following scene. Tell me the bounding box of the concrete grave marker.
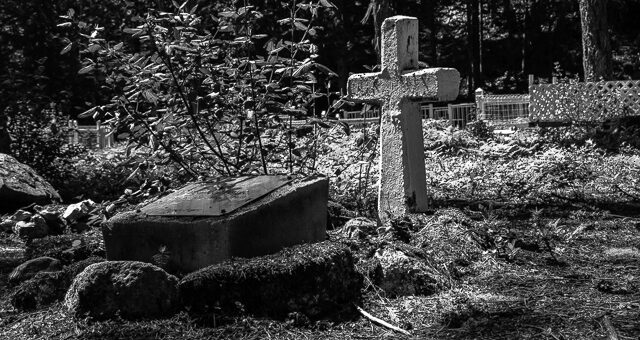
[347,16,460,221]
[103,176,327,273]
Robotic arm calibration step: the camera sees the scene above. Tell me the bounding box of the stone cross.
[347,16,460,221]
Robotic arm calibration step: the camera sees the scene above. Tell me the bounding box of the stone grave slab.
[347,16,460,222]
[103,175,328,274]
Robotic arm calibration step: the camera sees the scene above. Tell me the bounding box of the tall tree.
[580,0,613,81]
[362,0,394,64]
[467,0,481,93]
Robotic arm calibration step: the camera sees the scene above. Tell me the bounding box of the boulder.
[0,153,61,213]
[9,256,62,286]
[10,271,68,311]
[9,257,105,311]
[374,247,443,297]
[179,241,362,320]
[64,261,179,320]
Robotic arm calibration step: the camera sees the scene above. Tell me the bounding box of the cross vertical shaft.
[347,16,460,222]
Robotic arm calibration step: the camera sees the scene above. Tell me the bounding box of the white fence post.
[447,104,454,126]
[475,88,485,120]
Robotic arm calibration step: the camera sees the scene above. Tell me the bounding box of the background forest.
[3,0,640,120]
[1,0,639,199]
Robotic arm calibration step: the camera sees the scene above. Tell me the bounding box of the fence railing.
[475,89,530,125]
[530,80,640,122]
[68,120,114,149]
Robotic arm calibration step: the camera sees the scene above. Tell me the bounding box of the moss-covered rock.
[178,241,362,320]
[9,257,104,311]
[8,256,62,286]
[10,271,68,311]
[64,261,179,320]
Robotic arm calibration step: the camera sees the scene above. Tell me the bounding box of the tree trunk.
[580,0,613,81]
[467,0,481,94]
[369,0,393,64]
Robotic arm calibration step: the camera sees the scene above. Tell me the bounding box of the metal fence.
[475,89,530,125]
[68,120,114,149]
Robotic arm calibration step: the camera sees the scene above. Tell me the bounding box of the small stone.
[9,256,62,286]
[374,247,443,297]
[62,199,96,222]
[64,261,179,320]
[13,220,49,240]
[0,219,16,233]
[604,247,640,263]
[10,210,32,222]
[340,217,378,239]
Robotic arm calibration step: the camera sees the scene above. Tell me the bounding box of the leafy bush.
[61,0,343,179]
[47,146,181,202]
[6,101,70,179]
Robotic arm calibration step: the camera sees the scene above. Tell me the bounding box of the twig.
[602,315,619,340]
[355,305,411,336]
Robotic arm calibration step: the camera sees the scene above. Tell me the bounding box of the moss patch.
[178,241,362,320]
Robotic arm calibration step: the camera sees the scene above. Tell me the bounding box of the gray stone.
[10,209,32,222]
[62,199,96,222]
[340,217,378,239]
[10,271,68,311]
[64,261,179,320]
[0,153,61,213]
[0,218,15,233]
[604,247,640,263]
[103,176,328,273]
[347,16,460,222]
[9,256,62,285]
[13,220,49,239]
[374,248,442,297]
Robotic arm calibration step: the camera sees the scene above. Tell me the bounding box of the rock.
[604,247,640,263]
[10,271,68,311]
[37,207,67,234]
[0,153,61,213]
[9,257,105,311]
[13,220,49,240]
[64,256,105,279]
[62,199,96,222]
[338,217,378,239]
[411,209,483,267]
[64,261,179,320]
[374,247,443,297]
[10,210,32,222]
[179,241,362,320]
[0,219,15,233]
[9,256,62,286]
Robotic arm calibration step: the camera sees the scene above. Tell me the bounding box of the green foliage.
[7,103,69,178]
[48,146,180,202]
[63,0,343,177]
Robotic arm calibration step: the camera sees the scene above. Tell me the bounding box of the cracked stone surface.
[347,16,460,222]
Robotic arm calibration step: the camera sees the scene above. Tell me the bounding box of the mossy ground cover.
[1,122,639,339]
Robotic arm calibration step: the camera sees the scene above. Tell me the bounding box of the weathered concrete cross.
[347,16,460,221]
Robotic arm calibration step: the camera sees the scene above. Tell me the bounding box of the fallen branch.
[602,315,619,340]
[356,305,411,336]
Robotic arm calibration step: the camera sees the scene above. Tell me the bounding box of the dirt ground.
[1,205,638,340]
